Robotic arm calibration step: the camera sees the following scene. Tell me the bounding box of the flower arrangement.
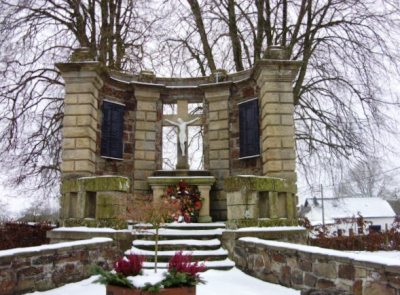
[94,254,145,288]
[163,180,202,223]
[94,251,206,294]
[163,251,206,287]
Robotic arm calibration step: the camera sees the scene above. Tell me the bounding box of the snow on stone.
[131,228,224,236]
[234,226,305,232]
[53,226,119,233]
[142,258,235,269]
[164,222,225,228]
[128,246,227,256]
[240,237,400,266]
[0,238,112,257]
[133,222,225,228]
[133,238,221,247]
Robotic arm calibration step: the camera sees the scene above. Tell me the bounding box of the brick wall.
[234,238,400,295]
[0,238,118,295]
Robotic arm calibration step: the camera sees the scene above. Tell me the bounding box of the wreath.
[162,180,202,223]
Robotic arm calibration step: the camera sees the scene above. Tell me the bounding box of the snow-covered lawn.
[25,267,300,295]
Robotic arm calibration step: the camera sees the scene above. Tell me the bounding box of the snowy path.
[25,267,300,295]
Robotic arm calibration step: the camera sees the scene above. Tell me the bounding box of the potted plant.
[94,251,206,294]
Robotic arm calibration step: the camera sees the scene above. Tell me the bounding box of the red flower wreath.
[162,180,202,223]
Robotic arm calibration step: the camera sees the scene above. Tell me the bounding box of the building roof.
[303,197,396,225]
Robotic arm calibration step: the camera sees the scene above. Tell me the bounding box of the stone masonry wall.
[234,238,400,295]
[132,86,161,199]
[204,85,231,221]
[0,238,118,295]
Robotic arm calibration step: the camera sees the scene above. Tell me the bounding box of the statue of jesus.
[165,117,200,156]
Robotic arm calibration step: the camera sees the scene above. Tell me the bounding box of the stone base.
[148,175,215,223]
[198,215,212,223]
[153,170,212,177]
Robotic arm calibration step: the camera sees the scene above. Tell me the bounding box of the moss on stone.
[224,176,296,193]
[61,176,130,193]
[64,218,127,229]
[79,176,130,192]
[61,179,79,193]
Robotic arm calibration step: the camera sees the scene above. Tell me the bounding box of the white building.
[301,197,396,234]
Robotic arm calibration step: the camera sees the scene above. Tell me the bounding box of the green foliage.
[64,218,127,229]
[92,266,133,288]
[142,282,162,293]
[162,271,198,287]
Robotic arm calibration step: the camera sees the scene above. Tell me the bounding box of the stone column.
[254,46,302,183]
[198,185,212,222]
[56,49,104,177]
[133,83,161,198]
[203,84,231,221]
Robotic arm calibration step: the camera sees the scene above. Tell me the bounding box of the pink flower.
[114,254,144,276]
[168,251,206,278]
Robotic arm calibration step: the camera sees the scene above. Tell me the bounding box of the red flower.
[168,251,206,278]
[114,254,144,276]
[194,201,202,210]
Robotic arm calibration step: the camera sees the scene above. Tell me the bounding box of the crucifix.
[163,100,202,170]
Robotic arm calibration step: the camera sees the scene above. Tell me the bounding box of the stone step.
[131,228,223,241]
[142,258,235,271]
[134,222,226,231]
[127,247,229,263]
[132,238,221,251]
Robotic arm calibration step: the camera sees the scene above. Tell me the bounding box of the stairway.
[127,223,235,270]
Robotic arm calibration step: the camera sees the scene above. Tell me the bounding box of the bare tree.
[1,0,400,200]
[0,0,156,197]
[336,156,395,199]
[158,0,400,174]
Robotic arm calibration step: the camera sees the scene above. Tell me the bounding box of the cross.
[163,100,202,170]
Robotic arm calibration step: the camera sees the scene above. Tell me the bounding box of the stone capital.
[56,61,105,91]
[253,59,302,86]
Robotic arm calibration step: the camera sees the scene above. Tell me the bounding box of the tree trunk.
[227,0,244,71]
[187,0,217,73]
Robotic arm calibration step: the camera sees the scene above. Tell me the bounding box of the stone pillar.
[133,83,160,198]
[198,185,212,222]
[56,50,103,176]
[203,85,231,221]
[254,46,302,183]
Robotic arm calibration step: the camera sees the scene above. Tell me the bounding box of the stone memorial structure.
[58,46,301,225]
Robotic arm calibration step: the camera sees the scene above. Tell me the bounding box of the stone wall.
[58,46,301,222]
[0,238,118,295]
[234,238,400,295]
[221,227,307,257]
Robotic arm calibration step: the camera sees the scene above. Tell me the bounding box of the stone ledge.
[61,175,130,193]
[224,175,296,193]
[148,176,216,186]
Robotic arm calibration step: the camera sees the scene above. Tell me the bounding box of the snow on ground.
[25,268,300,295]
